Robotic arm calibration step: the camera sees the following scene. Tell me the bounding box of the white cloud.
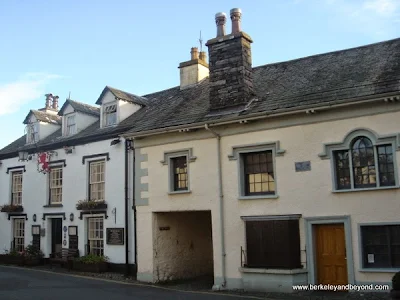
[319,0,400,38]
[0,73,62,116]
[363,0,399,16]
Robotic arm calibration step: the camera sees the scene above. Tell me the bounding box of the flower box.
[0,205,23,213]
[0,254,25,265]
[76,200,107,211]
[72,261,108,273]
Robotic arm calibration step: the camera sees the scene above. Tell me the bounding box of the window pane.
[172,156,188,191]
[334,150,351,190]
[243,151,275,196]
[351,137,376,188]
[377,145,396,187]
[361,225,398,268]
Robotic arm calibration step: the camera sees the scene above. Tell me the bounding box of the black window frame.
[244,218,302,269]
[333,136,396,190]
[171,156,188,191]
[242,150,275,196]
[360,224,400,269]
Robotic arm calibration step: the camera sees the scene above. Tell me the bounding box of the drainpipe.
[124,139,130,277]
[204,123,226,288]
[132,142,138,276]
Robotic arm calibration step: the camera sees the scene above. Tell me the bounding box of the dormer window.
[65,115,76,136]
[103,104,117,127]
[26,123,39,144]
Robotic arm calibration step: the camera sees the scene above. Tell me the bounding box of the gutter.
[204,124,226,289]
[121,92,400,139]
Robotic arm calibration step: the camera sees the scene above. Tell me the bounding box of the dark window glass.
[334,150,351,190]
[377,145,395,187]
[361,225,400,268]
[172,156,188,191]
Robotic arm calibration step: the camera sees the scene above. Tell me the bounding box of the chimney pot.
[215,12,227,37]
[45,93,53,109]
[190,47,199,60]
[230,8,242,34]
[52,95,59,110]
[199,51,207,62]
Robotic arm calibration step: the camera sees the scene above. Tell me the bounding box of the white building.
[0,87,146,274]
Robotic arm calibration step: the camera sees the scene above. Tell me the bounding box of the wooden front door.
[315,223,348,285]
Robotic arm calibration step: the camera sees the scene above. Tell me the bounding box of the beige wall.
[153,211,213,282]
[135,108,400,286]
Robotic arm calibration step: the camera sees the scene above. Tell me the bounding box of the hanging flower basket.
[76,199,107,210]
[0,204,23,213]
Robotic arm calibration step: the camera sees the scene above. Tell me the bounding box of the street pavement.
[0,266,256,300]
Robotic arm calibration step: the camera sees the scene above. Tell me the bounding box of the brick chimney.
[178,47,209,89]
[206,8,254,110]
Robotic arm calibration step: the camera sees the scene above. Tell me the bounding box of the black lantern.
[69,213,74,222]
[18,151,30,161]
[32,214,37,222]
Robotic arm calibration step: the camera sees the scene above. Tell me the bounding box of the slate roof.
[58,99,100,117]
[96,86,148,106]
[1,37,400,158]
[23,110,62,125]
[123,37,400,136]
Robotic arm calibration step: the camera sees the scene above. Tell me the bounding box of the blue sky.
[1,0,399,149]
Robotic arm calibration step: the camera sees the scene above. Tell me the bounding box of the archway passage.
[153,211,214,286]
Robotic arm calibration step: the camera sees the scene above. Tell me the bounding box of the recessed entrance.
[315,223,348,286]
[51,218,62,254]
[153,211,214,286]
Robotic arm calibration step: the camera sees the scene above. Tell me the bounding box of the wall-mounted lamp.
[69,213,74,222]
[32,214,37,222]
[18,151,32,162]
[110,138,121,146]
[64,146,74,154]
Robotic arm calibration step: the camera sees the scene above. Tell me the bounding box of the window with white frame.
[65,115,76,136]
[11,171,23,205]
[49,167,63,204]
[88,217,104,256]
[103,104,117,126]
[26,123,39,144]
[13,219,25,252]
[89,160,105,201]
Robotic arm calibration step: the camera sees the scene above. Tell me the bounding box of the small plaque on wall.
[295,161,311,172]
[106,228,124,245]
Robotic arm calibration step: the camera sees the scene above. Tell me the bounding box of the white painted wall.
[119,101,141,123]
[39,122,60,139]
[135,109,400,287]
[0,139,135,265]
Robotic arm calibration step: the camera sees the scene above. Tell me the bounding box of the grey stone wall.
[207,33,254,110]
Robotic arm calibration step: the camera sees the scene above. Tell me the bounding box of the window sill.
[43,204,63,208]
[359,268,400,273]
[168,190,192,195]
[332,185,399,193]
[238,195,279,200]
[239,267,307,275]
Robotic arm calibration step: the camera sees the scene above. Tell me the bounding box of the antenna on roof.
[199,30,203,52]
[68,91,71,100]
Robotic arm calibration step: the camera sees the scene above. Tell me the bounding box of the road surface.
[0,266,255,300]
